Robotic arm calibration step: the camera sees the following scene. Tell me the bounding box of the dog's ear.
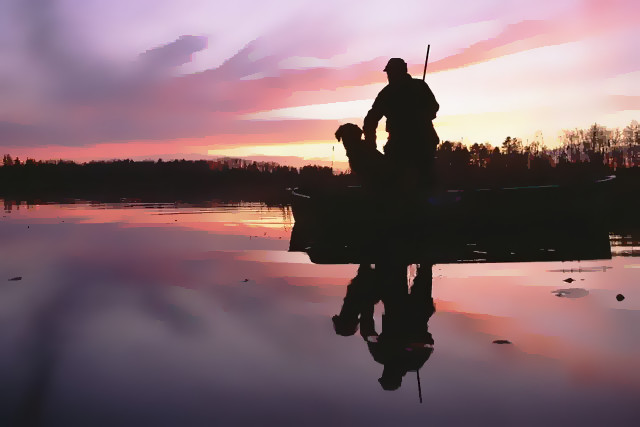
[335,126,343,142]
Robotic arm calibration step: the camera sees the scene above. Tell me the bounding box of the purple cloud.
[139,35,208,72]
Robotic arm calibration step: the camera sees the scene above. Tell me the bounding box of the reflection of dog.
[335,123,386,188]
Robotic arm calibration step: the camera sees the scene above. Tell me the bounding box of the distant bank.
[1,156,639,223]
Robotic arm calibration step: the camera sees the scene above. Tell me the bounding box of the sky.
[0,0,639,168]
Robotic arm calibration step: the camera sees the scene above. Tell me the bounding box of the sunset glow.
[1,0,638,165]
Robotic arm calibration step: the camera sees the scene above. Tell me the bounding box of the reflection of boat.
[289,176,614,264]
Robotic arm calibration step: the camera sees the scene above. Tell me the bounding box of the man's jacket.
[364,74,439,147]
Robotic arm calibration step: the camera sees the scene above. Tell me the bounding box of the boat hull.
[289,178,614,264]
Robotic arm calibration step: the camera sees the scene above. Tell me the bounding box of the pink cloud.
[1,0,638,163]
[425,0,639,74]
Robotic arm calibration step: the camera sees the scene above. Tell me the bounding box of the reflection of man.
[332,262,436,392]
[368,263,435,390]
[363,58,439,188]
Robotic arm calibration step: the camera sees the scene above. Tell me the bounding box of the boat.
[289,176,615,264]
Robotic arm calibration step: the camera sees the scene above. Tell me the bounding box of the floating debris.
[492,339,511,344]
[563,278,575,283]
[8,276,22,281]
[552,288,589,298]
[616,294,625,301]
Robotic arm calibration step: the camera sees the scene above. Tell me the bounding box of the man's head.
[383,58,408,84]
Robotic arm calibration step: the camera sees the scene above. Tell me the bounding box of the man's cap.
[383,58,407,73]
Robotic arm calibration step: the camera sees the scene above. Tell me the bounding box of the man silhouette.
[366,262,435,391]
[363,58,439,189]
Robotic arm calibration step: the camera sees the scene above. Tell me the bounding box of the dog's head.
[335,123,363,145]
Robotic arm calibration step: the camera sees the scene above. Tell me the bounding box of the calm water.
[0,201,638,426]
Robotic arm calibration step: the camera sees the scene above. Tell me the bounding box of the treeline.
[1,121,639,202]
[433,138,605,189]
[433,120,640,188]
[0,158,346,203]
[1,150,635,203]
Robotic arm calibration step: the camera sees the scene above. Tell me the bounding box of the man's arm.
[363,92,385,146]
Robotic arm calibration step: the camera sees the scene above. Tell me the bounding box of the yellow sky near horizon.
[1,0,638,166]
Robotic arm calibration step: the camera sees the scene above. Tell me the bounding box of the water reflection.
[289,188,640,410]
[1,199,639,425]
[334,263,435,394]
[610,232,640,257]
